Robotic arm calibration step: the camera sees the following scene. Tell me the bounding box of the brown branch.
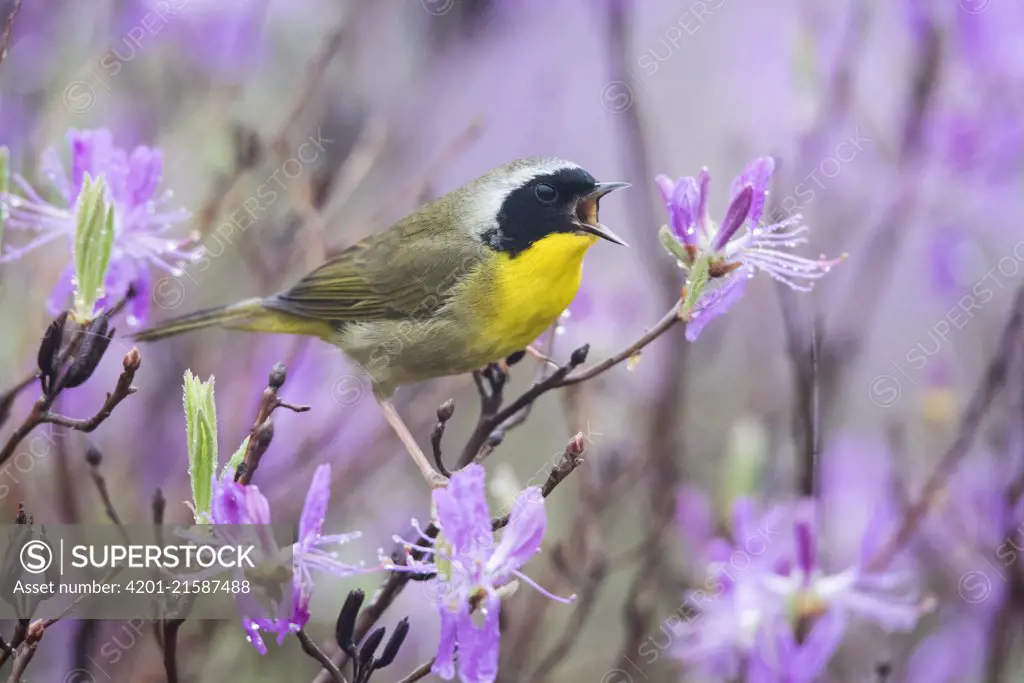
[85,445,129,545]
[457,301,682,466]
[340,119,486,248]
[0,374,36,432]
[396,659,435,683]
[821,13,942,405]
[194,16,349,239]
[770,0,868,479]
[298,630,349,683]
[0,348,140,469]
[39,348,140,432]
[560,302,682,386]
[42,566,122,627]
[603,0,689,675]
[492,433,586,531]
[0,622,26,671]
[5,621,41,683]
[235,362,309,485]
[868,283,1024,572]
[161,619,185,683]
[0,0,21,69]
[431,400,455,477]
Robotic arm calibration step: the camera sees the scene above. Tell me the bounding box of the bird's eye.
[534,183,558,204]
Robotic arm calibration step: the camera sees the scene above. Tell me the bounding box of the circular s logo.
[20,539,53,574]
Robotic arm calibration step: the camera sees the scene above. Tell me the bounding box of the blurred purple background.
[2,0,1024,681]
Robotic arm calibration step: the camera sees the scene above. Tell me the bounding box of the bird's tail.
[132,298,280,342]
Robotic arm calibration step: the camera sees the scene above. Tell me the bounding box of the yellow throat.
[480,232,596,355]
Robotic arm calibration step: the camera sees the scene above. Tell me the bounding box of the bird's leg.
[378,398,449,489]
[525,344,559,369]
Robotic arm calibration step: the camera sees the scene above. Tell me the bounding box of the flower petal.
[434,464,493,557]
[486,487,545,578]
[458,594,501,683]
[731,156,775,223]
[655,174,675,206]
[905,615,986,683]
[797,610,846,675]
[685,271,749,342]
[47,263,76,315]
[695,168,711,234]
[211,478,272,526]
[126,145,163,207]
[298,464,331,544]
[670,176,700,245]
[713,184,753,251]
[795,521,815,578]
[242,618,269,655]
[432,606,459,680]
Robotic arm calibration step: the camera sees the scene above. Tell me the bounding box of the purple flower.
[746,612,846,683]
[389,464,573,683]
[684,269,750,342]
[672,498,793,678]
[0,129,197,326]
[210,464,365,654]
[673,495,926,679]
[760,519,924,635]
[657,157,843,340]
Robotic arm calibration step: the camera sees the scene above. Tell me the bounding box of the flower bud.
[570,344,590,366]
[373,617,409,670]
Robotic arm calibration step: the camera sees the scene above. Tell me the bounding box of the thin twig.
[40,349,140,432]
[457,302,681,466]
[42,567,122,627]
[770,0,868,475]
[235,362,309,485]
[396,659,435,683]
[5,642,37,683]
[5,621,42,683]
[0,0,21,69]
[85,446,130,545]
[604,0,689,676]
[868,284,1024,572]
[0,374,37,432]
[821,13,942,404]
[162,619,185,683]
[194,17,349,239]
[431,400,455,478]
[561,302,682,386]
[298,630,349,683]
[492,433,587,531]
[0,348,140,468]
[0,622,26,671]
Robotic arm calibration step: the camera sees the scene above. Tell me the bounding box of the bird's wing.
[264,217,481,323]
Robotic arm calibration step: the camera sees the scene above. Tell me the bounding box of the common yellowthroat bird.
[135,157,628,487]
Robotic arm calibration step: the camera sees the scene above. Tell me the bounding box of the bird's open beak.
[575,182,630,246]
